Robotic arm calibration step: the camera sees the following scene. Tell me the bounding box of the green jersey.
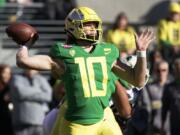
[50,42,119,124]
[108,73,119,98]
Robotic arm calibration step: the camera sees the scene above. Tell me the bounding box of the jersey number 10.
[75,57,108,98]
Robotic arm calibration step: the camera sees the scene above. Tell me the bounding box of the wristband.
[136,50,146,57]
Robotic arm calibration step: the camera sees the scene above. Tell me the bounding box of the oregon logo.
[69,50,76,56]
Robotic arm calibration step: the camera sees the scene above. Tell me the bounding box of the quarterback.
[43,73,132,135]
[16,7,154,135]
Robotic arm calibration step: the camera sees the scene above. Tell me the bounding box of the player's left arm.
[112,80,132,119]
[112,29,154,88]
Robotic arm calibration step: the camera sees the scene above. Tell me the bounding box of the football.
[6,22,39,45]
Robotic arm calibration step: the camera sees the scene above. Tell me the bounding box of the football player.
[43,75,131,135]
[16,7,154,135]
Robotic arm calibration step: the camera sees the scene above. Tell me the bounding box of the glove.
[126,88,141,107]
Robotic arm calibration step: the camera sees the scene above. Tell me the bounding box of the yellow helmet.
[169,2,180,13]
[65,7,102,43]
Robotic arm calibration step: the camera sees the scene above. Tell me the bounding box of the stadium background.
[0,1,180,135]
[0,0,178,72]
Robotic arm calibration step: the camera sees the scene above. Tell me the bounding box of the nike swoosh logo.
[104,48,111,55]
[104,51,111,55]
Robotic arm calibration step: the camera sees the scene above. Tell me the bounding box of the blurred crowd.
[0,0,77,20]
[0,1,180,135]
[105,2,180,135]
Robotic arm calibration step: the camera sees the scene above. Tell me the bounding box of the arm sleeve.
[111,45,120,67]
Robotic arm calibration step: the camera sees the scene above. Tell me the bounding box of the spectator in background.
[157,2,180,64]
[106,12,136,57]
[161,58,180,135]
[56,0,77,19]
[0,64,14,135]
[8,0,33,22]
[146,61,170,135]
[148,50,163,76]
[124,89,151,135]
[10,69,52,135]
[44,0,77,20]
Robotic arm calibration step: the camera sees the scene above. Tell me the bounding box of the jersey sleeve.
[102,42,120,68]
[49,42,62,58]
[111,73,118,92]
[111,44,119,67]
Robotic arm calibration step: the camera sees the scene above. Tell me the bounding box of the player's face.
[83,22,97,37]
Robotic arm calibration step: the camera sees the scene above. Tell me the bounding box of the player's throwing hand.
[135,29,155,51]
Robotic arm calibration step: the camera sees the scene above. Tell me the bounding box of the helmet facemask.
[80,21,102,43]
